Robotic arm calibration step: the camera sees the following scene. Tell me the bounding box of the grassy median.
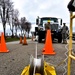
[6,37,20,42]
[5,36,31,42]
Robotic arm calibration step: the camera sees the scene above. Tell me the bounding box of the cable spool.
[29,57,44,75]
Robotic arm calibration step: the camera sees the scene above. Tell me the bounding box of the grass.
[6,37,20,42]
[5,36,31,42]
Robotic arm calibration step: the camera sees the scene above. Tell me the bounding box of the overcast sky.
[1,0,75,33]
[12,0,70,23]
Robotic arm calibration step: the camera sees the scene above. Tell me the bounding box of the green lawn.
[6,37,19,42]
[5,37,31,42]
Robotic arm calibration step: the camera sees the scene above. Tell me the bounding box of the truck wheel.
[38,36,42,43]
[58,37,62,43]
[52,38,54,43]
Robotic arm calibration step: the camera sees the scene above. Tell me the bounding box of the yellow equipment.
[21,61,56,75]
[21,40,56,75]
[67,12,75,75]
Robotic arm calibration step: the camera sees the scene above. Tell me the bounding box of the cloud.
[1,0,74,32]
[18,0,70,23]
[0,23,3,32]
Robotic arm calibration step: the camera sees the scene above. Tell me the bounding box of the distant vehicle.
[34,16,63,43]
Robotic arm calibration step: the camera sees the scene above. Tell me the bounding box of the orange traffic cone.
[42,30,55,55]
[23,35,28,45]
[0,36,1,44]
[0,36,1,51]
[19,36,22,44]
[0,33,9,52]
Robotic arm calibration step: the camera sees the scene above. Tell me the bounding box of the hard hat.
[48,20,50,22]
[63,23,66,25]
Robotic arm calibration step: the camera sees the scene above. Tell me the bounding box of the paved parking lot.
[0,40,75,75]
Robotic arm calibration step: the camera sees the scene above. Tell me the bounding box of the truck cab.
[35,17,62,43]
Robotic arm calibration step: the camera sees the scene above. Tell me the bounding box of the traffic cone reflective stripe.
[42,30,56,55]
[23,36,28,45]
[0,33,9,52]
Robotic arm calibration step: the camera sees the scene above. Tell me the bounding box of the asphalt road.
[0,40,75,75]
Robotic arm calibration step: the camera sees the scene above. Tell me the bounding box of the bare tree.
[10,9,14,37]
[19,17,31,38]
[20,17,26,36]
[7,6,14,38]
[25,21,31,38]
[0,0,13,38]
[13,9,19,37]
[8,8,20,37]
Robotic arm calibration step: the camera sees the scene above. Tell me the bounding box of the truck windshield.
[40,17,58,25]
[40,17,59,30]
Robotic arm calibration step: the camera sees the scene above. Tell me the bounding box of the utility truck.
[34,16,62,43]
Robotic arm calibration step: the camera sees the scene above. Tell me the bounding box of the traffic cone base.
[42,30,56,55]
[20,42,22,44]
[42,48,55,55]
[43,50,55,54]
[0,50,9,53]
[19,40,22,44]
[23,43,28,45]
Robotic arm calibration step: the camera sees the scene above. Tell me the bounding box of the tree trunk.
[15,26,17,37]
[21,30,22,36]
[25,31,26,36]
[11,29,14,38]
[11,22,14,38]
[3,23,6,39]
[28,31,29,38]
[15,29,17,37]
[2,5,6,39]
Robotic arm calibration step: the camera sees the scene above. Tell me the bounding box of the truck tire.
[58,37,62,43]
[38,36,42,43]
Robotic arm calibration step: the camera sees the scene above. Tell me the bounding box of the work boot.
[62,40,67,44]
[65,40,67,44]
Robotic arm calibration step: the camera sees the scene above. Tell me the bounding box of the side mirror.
[60,19,62,25]
[35,27,38,32]
[36,18,39,25]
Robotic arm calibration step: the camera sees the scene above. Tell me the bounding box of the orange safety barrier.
[0,32,9,52]
[42,30,56,55]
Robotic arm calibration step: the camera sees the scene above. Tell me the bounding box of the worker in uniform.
[44,20,51,42]
[61,23,69,44]
[45,20,51,30]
